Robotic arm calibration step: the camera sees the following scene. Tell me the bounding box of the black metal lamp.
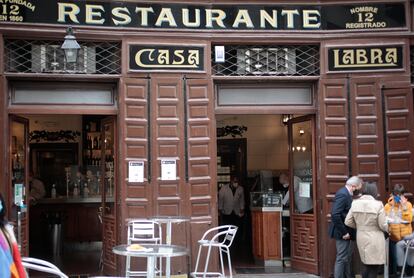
[61,27,80,63]
[282,114,293,125]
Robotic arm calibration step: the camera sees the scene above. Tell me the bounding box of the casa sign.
[328,46,403,72]
[129,45,204,72]
[0,1,406,31]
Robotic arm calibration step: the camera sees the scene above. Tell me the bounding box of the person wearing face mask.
[218,176,245,236]
[279,173,313,213]
[345,182,388,278]
[384,184,412,276]
[329,176,363,278]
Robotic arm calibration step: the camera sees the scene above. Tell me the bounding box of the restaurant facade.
[0,0,413,277]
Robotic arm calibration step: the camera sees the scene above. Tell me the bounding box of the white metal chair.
[400,238,414,278]
[191,225,238,278]
[22,257,68,278]
[126,219,162,277]
[98,208,104,271]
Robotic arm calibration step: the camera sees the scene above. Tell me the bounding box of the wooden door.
[9,115,29,255]
[318,77,414,276]
[119,76,216,274]
[101,116,117,275]
[288,115,318,274]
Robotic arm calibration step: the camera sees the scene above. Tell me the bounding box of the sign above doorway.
[327,45,403,72]
[129,45,205,72]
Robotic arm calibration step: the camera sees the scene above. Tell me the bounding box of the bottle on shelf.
[73,186,79,197]
[73,179,80,197]
[83,181,89,198]
[98,135,102,149]
[93,136,98,150]
[51,184,57,199]
[96,171,100,195]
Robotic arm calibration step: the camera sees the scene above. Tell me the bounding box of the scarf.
[0,225,26,278]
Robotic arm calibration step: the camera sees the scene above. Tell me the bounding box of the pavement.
[234,274,319,278]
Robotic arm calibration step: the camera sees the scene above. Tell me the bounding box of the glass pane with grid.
[213,45,319,77]
[5,39,121,74]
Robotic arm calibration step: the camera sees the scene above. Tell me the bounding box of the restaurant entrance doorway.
[9,112,117,276]
[216,114,318,275]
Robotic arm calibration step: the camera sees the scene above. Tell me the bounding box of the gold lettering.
[112,7,131,26]
[173,50,185,65]
[135,49,155,68]
[333,49,340,67]
[205,9,226,28]
[370,48,383,64]
[260,10,277,28]
[57,3,80,23]
[303,10,320,28]
[85,4,105,24]
[188,50,200,66]
[356,49,368,64]
[281,9,299,29]
[182,8,200,27]
[158,50,169,64]
[385,48,397,64]
[135,7,154,27]
[232,9,253,28]
[155,8,177,27]
[342,50,354,65]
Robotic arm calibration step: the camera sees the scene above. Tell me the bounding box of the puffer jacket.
[384,196,413,241]
[345,195,388,265]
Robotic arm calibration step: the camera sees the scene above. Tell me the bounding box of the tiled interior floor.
[229,238,295,275]
[29,242,102,277]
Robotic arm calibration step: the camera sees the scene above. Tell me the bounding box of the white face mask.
[282,183,289,188]
[232,182,238,187]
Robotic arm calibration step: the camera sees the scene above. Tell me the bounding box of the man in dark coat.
[329,176,363,278]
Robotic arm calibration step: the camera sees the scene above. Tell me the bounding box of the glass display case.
[250,192,283,211]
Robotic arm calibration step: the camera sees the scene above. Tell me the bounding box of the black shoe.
[406,266,413,276]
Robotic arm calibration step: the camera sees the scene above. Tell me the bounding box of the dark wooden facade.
[0,1,413,277]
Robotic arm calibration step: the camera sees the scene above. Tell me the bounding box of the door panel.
[319,78,350,277]
[288,115,318,274]
[186,79,217,270]
[119,76,216,274]
[319,77,414,277]
[382,87,414,191]
[9,115,29,255]
[101,116,117,275]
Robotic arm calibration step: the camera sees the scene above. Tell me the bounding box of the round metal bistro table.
[150,216,190,278]
[113,244,189,278]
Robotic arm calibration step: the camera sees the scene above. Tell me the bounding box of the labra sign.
[129,45,204,72]
[0,1,406,31]
[328,46,403,72]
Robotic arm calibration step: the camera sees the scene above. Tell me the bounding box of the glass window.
[11,84,114,105]
[218,86,312,106]
[291,120,313,214]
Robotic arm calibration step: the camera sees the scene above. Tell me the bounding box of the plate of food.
[126,244,152,252]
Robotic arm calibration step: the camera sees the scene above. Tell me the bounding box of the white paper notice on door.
[299,182,311,198]
[128,161,144,183]
[161,159,176,180]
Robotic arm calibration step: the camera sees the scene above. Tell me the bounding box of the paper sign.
[215,46,225,63]
[161,159,176,180]
[14,183,24,205]
[128,161,144,183]
[299,182,311,198]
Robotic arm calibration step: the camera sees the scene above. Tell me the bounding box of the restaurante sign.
[0,1,406,31]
